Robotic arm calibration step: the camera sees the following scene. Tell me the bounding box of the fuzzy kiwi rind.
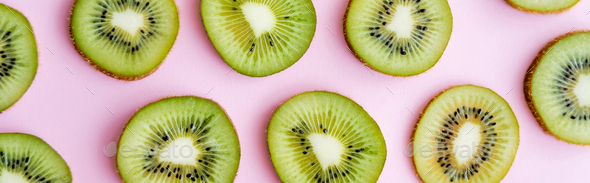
[523,30,590,145]
[504,0,579,14]
[68,0,178,81]
[268,91,387,183]
[116,95,240,183]
[411,85,519,183]
[342,0,452,77]
[0,4,38,113]
[0,133,73,182]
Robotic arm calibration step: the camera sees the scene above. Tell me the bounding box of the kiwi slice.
[268,91,387,183]
[117,96,240,182]
[201,0,317,77]
[0,4,37,112]
[524,31,590,145]
[412,85,519,183]
[344,0,452,76]
[70,0,179,80]
[0,133,72,182]
[505,0,579,14]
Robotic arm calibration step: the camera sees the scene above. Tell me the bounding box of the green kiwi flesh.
[70,0,179,80]
[117,96,240,182]
[506,0,579,13]
[525,31,590,145]
[268,91,387,183]
[413,85,519,183]
[0,133,72,183]
[344,0,452,76]
[201,0,317,77]
[0,4,37,112]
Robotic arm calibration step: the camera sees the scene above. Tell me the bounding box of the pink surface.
[1,0,590,182]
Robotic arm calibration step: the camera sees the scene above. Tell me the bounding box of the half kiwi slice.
[201,0,317,77]
[70,0,179,80]
[412,85,519,183]
[0,133,72,182]
[344,0,452,76]
[0,4,37,112]
[505,0,579,14]
[117,96,240,182]
[525,31,590,145]
[268,91,387,183]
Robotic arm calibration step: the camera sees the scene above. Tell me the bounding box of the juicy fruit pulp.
[268,91,387,183]
[525,31,590,145]
[117,96,240,183]
[0,133,72,183]
[413,85,519,183]
[345,0,452,76]
[70,0,179,80]
[0,4,37,112]
[201,0,317,77]
[506,0,579,13]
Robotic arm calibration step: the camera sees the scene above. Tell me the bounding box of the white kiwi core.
[158,137,201,165]
[0,171,28,183]
[386,5,415,38]
[574,74,590,107]
[308,133,345,170]
[240,2,276,37]
[452,122,481,166]
[111,9,145,36]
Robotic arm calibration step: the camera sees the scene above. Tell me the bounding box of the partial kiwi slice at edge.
[70,0,179,80]
[525,31,590,145]
[117,96,240,182]
[268,91,387,183]
[0,133,72,182]
[412,85,519,183]
[344,0,452,76]
[0,4,37,113]
[505,0,579,14]
[201,0,317,77]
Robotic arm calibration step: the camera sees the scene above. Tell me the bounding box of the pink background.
[1,0,590,182]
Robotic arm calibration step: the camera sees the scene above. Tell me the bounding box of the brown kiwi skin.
[115,95,241,182]
[68,0,172,81]
[504,0,578,14]
[341,0,439,78]
[523,30,590,146]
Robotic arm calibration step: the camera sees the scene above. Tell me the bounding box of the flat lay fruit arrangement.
[1,0,590,182]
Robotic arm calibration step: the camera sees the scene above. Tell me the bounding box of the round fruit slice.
[0,133,72,182]
[268,91,387,183]
[117,96,240,182]
[201,0,317,77]
[525,31,590,145]
[0,4,37,113]
[344,0,452,76]
[70,0,179,80]
[413,85,519,183]
[505,0,579,14]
